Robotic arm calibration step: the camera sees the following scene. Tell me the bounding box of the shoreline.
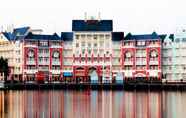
[1,82,186,91]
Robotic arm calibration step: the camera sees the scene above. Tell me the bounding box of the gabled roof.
[2,32,15,40]
[1,26,30,41]
[13,27,30,36]
[124,32,160,40]
[24,32,60,40]
[159,34,166,40]
[72,20,113,31]
[169,34,174,40]
[61,32,73,41]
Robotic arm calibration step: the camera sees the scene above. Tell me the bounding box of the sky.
[0,0,186,35]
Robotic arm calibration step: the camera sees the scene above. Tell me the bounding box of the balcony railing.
[52,60,60,65]
[136,61,146,65]
[26,61,36,65]
[38,61,50,65]
[124,61,133,65]
[38,53,50,57]
[24,69,38,74]
[50,70,61,74]
[149,58,159,65]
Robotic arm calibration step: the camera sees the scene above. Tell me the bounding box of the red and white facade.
[23,33,63,82]
[121,33,162,81]
[61,19,123,83]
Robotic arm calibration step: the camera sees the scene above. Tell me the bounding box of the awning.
[63,72,73,77]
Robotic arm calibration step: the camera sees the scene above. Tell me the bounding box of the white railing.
[38,61,50,65]
[50,70,61,74]
[124,70,133,77]
[25,69,38,74]
[24,44,37,48]
[136,61,146,65]
[149,70,159,77]
[124,61,133,65]
[50,45,62,48]
[38,53,50,57]
[149,61,159,65]
[26,61,36,65]
[52,61,60,65]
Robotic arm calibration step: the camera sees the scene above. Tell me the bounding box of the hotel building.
[162,29,186,81]
[61,19,123,83]
[0,27,31,81]
[23,32,62,82]
[122,32,162,81]
[2,18,186,83]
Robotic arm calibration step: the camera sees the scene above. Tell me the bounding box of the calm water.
[0,90,186,118]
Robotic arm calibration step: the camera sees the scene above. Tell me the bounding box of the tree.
[0,57,9,82]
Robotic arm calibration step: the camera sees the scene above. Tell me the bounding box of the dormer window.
[164,42,167,46]
[39,41,48,46]
[137,41,145,46]
[175,38,180,43]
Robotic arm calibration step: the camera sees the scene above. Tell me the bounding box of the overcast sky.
[0,0,186,35]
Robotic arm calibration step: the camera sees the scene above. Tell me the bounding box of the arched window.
[27,49,35,58]
[150,50,158,58]
[125,51,132,58]
[52,51,60,58]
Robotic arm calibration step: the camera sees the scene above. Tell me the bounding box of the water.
[0,90,186,118]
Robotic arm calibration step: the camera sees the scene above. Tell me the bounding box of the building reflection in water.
[0,90,186,118]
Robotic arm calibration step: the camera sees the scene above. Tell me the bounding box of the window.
[54,41,61,46]
[99,34,104,39]
[18,58,20,63]
[88,49,91,54]
[76,35,80,39]
[93,35,97,40]
[39,41,48,46]
[88,43,91,47]
[76,43,79,47]
[88,57,91,62]
[81,34,86,39]
[105,34,110,39]
[183,38,186,42]
[94,43,97,47]
[94,49,98,54]
[81,42,85,47]
[137,41,145,46]
[82,49,85,54]
[175,38,180,43]
[100,41,104,47]
[87,34,91,39]
[81,57,85,62]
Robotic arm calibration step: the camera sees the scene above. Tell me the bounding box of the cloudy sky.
[0,0,186,35]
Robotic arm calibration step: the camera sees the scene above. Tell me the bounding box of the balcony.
[124,70,133,77]
[149,70,159,77]
[124,61,133,65]
[50,45,62,48]
[50,70,61,74]
[149,58,159,65]
[136,61,146,65]
[25,44,37,48]
[52,60,60,65]
[38,61,50,65]
[149,61,159,65]
[38,53,50,57]
[25,69,38,74]
[26,61,36,65]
